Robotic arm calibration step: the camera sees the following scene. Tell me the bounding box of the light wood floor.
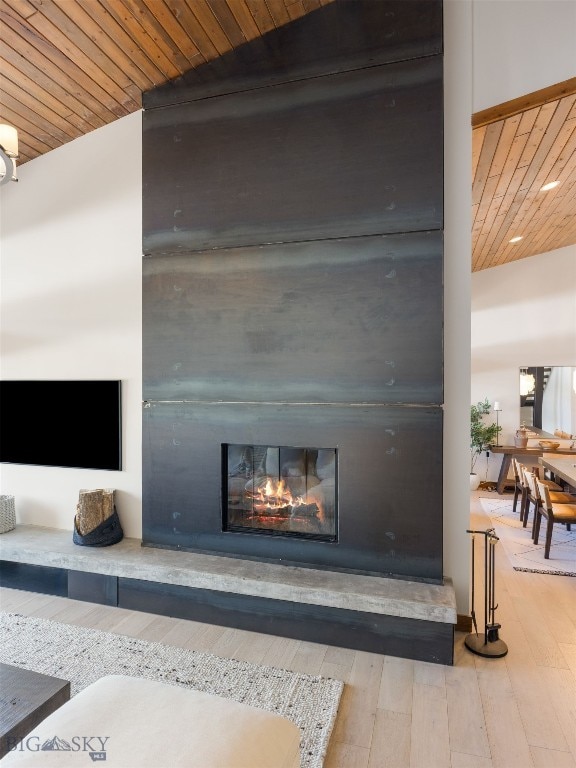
[1,492,575,768]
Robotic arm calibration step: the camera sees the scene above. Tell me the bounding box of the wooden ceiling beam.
[472,77,576,128]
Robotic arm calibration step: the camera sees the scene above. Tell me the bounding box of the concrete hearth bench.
[1,675,301,767]
[0,525,457,664]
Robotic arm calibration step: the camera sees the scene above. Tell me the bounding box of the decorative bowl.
[539,440,560,450]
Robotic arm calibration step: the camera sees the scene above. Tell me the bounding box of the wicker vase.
[0,494,16,533]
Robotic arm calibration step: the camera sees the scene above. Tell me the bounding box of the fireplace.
[139,0,448,662]
[224,444,337,540]
[142,0,444,584]
[141,401,443,580]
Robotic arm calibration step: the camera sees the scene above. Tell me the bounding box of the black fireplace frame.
[222,443,339,542]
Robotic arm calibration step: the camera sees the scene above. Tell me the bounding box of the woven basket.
[0,495,16,534]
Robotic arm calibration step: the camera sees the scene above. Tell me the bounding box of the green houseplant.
[470,398,502,490]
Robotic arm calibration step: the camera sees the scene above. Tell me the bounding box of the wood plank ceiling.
[1,1,575,272]
[0,0,332,163]
[472,81,576,271]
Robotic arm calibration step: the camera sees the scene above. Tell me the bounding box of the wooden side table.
[0,663,70,758]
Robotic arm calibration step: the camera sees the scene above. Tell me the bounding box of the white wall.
[471,244,576,481]
[444,0,473,613]
[0,112,143,537]
[473,0,576,112]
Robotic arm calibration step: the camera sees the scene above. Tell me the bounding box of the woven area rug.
[479,496,576,576]
[0,612,343,768]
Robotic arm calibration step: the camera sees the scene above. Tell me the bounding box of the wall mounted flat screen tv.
[0,380,122,471]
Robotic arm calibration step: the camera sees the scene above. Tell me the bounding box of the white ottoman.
[2,675,301,767]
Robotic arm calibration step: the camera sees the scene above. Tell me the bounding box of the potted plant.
[470,398,502,490]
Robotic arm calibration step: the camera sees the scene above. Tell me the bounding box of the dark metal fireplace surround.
[141,0,446,657]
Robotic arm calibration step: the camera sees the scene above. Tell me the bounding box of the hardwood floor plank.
[450,752,493,768]
[530,746,576,768]
[320,660,352,683]
[378,656,414,714]
[0,587,51,613]
[538,666,576,762]
[324,645,356,668]
[150,616,212,649]
[332,651,383,749]
[98,607,172,638]
[413,659,446,688]
[66,603,136,629]
[324,741,370,768]
[208,626,245,658]
[410,681,450,768]
[475,656,534,768]
[181,621,227,652]
[503,618,571,752]
[368,709,410,768]
[259,635,301,669]
[289,640,328,676]
[62,603,125,631]
[230,628,277,665]
[126,614,180,642]
[553,578,576,624]
[512,595,570,669]
[530,583,576,646]
[558,642,576,676]
[14,593,70,618]
[446,661,491,760]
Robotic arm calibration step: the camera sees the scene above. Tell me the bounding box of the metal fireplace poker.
[465,528,508,658]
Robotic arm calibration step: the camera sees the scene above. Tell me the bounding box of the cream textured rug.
[0,612,343,768]
[480,496,576,576]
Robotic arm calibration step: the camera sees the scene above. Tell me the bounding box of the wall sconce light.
[0,123,19,186]
[519,369,535,396]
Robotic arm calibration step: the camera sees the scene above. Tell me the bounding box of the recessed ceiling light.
[509,236,523,243]
[540,181,560,192]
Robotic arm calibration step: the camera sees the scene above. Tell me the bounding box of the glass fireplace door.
[224,444,337,540]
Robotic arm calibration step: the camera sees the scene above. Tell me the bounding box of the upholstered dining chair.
[511,457,524,515]
[521,467,566,529]
[511,458,555,521]
[520,467,538,528]
[534,478,576,559]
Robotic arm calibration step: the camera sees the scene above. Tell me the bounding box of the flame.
[247,476,305,511]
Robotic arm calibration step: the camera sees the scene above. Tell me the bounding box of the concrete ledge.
[0,525,456,625]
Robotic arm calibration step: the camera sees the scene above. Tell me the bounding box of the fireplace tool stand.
[465,528,508,658]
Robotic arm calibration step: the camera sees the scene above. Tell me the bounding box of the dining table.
[539,455,576,489]
[490,445,576,494]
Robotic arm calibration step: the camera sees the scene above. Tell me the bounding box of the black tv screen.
[0,380,122,471]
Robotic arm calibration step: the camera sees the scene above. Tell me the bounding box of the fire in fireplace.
[224,444,337,540]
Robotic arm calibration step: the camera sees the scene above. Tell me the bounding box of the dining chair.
[534,478,576,559]
[517,464,557,526]
[511,457,524,514]
[533,465,563,492]
[521,468,570,530]
[520,467,537,527]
